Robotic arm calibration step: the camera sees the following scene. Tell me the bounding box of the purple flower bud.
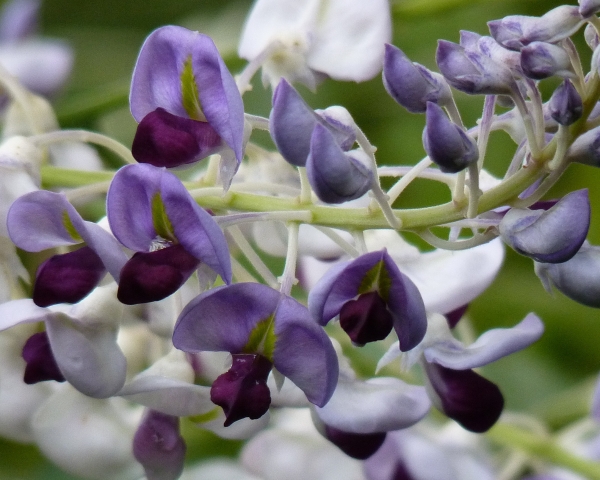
[32,246,106,308]
[323,425,386,460]
[210,354,273,427]
[536,242,600,308]
[436,40,516,95]
[424,361,504,433]
[382,44,451,113]
[548,79,582,126]
[22,331,65,384]
[0,0,39,42]
[270,79,355,166]
[520,41,575,80]
[488,6,584,50]
[579,0,600,18]
[566,125,600,166]
[306,124,372,204]
[308,250,427,351]
[585,23,600,50]
[423,102,479,173]
[499,189,590,263]
[133,410,186,480]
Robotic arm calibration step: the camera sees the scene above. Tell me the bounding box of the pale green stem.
[523,79,545,150]
[216,210,312,229]
[445,96,464,128]
[279,222,299,295]
[226,225,279,288]
[352,230,367,254]
[298,167,313,204]
[417,229,496,251]
[487,422,600,480]
[378,164,454,188]
[354,124,402,229]
[386,157,436,204]
[235,40,281,94]
[511,87,542,160]
[29,130,136,165]
[201,155,221,186]
[467,163,481,219]
[563,38,586,95]
[245,114,270,131]
[547,125,571,172]
[312,226,361,258]
[453,171,467,206]
[511,164,568,209]
[64,181,111,202]
[231,256,259,283]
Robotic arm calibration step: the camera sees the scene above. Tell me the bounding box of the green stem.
[487,422,600,479]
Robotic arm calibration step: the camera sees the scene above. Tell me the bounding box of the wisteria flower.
[308,249,427,350]
[106,163,231,304]
[7,189,128,307]
[238,0,391,88]
[130,25,245,174]
[173,282,338,427]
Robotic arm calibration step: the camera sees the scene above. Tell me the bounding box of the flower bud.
[579,0,600,18]
[566,125,600,166]
[585,23,600,50]
[383,43,451,113]
[520,41,575,80]
[423,102,479,173]
[548,79,582,126]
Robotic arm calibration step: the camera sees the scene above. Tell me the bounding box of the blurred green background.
[2,0,600,478]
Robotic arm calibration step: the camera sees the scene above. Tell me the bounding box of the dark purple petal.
[130,25,244,162]
[499,189,590,263]
[549,79,582,126]
[22,331,65,384]
[423,102,479,173]
[132,108,222,167]
[520,42,573,80]
[210,353,272,426]
[133,410,186,480]
[424,362,504,433]
[324,425,386,460]
[33,246,106,307]
[339,291,393,345]
[535,242,600,308]
[306,124,372,204]
[270,79,320,167]
[383,44,450,113]
[173,283,282,353]
[117,244,200,305]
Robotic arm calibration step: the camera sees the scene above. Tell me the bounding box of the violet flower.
[270,79,355,167]
[535,242,600,308]
[499,189,590,263]
[130,26,244,171]
[379,312,544,432]
[382,43,452,113]
[172,283,338,426]
[308,249,427,351]
[133,409,186,480]
[423,101,479,173]
[106,163,231,304]
[7,190,128,307]
[549,79,583,126]
[520,41,575,80]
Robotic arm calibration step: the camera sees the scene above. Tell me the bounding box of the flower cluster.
[1,0,600,479]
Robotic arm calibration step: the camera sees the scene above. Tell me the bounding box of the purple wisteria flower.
[7,190,128,307]
[423,101,479,173]
[488,6,584,50]
[379,312,544,432]
[308,249,427,351]
[129,25,244,171]
[499,189,590,263]
[520,41,575,80]
[549,79,583,126]
[436,39,517,95]
[382,43,452,113]
[133,409,186,480]
[172,283,338,427]
[106,163,231,304]
[270,79,355,167]
[0,285,127,398]
[580,0,600,17]
[536,242,600,308]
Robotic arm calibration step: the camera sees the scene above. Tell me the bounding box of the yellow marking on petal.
[243,314,276,361]
[181,56,206,121]
[151,193,176,242]
[358,260,392,301]
[188,407,220,423]
[62,211,82,242]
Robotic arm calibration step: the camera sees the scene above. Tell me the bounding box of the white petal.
[199,409,271,440]
[0,325,53,442]
[0,298,49,331]
[424,313,544,369]
[32,386,143,480]
[316,376,430,433]
[307,0,391,81]
[46,311,127,398]
[49,141,103,171]
[181,460,262,480]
